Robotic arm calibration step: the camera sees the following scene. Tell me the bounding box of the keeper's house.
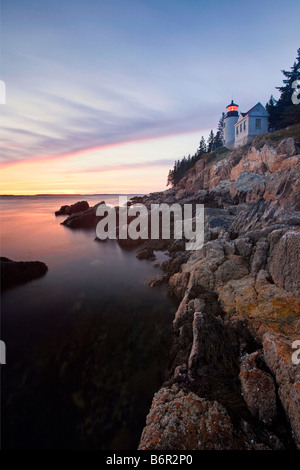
[224,101,269,149]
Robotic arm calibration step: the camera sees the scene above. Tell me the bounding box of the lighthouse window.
[255,119,261,129]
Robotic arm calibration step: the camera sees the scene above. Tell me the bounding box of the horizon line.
[0,192,147,197]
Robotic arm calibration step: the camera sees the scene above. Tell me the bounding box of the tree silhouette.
[266,48,300,129]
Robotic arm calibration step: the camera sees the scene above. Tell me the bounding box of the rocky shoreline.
[136,127,300,450]
[51,125,300,450]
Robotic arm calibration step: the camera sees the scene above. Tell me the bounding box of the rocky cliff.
[137,125,300,450]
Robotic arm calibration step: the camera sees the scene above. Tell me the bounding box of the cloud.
[0,107,217,167]
[0,83,219,166]
[68,158,175,174]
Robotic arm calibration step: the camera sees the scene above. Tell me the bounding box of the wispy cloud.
[68,158,175,174]
[0,89,218,166]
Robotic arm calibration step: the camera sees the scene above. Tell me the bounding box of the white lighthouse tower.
[224,100,239,148]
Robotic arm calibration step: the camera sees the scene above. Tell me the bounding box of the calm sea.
[0,195,177,450]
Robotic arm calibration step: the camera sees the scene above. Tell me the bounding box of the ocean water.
[0,195,177,450]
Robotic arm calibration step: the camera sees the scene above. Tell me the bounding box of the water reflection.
[1,196,177,449]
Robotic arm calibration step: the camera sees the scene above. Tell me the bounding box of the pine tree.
[167,144,208,186]
[217,112,225,142]
[276,48,300,104]
[273,48,300,128]
[265,94,278,130]
[197,136,207,156]
[214,130,223,149]
[281,101,300,128]
[207,130,215,153]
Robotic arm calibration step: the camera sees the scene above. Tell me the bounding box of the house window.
[244,121,246,131]
[236,127,238,135]
[240,124,242,132]
[255,118,261,129]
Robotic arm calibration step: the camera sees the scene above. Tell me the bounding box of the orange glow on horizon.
[0,142,170,196]
[0,157,170,195]
[0,129,207,196]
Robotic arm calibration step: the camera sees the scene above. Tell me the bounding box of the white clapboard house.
[224,100,269,148]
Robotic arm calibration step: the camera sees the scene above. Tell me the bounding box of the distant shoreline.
[0,193,145,198]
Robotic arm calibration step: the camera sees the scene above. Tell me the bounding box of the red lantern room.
[226,100,239,116]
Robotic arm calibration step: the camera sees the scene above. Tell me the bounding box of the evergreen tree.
[265,94,278,130]
[167,144,209,186]
[197,136,207,156]
[276,48,300,106]
[270,48,300,129]
[217,112,225,142]
[207,130,215,152]
[214,130,223,149]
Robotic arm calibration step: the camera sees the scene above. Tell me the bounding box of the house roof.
[243,103,261,116]
[234,102,269,125]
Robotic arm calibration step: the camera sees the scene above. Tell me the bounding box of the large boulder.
[214,254,249,285]
[264,165,300,209]
[62,202,105,229]
[239,351,277,424]
[138,385,234,450]
[276,137,298,158]
[230,171,266,203]
[217,269,300,337]
[268,229,300,296]
[263,332,300,449]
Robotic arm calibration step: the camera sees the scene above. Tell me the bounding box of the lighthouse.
[224,100,239,148]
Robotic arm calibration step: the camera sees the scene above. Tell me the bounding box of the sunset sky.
[0,0,299,195]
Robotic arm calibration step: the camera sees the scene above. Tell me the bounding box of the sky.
[0,0,299,195]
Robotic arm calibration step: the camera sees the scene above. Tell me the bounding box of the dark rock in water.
[55,200,89,216]
[1,257,48,290]
[117,237,145,249]
[62,201,105,229]
[136,246,155,260]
